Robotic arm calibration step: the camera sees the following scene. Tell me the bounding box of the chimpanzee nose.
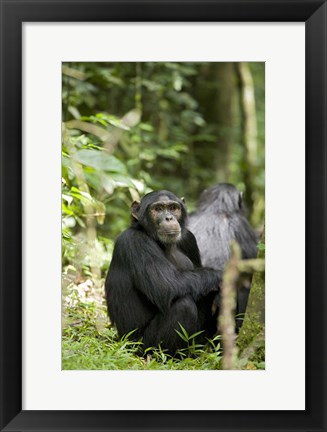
[165,215,173,221]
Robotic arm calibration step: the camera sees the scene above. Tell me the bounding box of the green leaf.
[138,122,154,132]
[175,329,188,342]
[94,113,131,130]
[257,242,265,251]
[70,186,93,204]
[188,330,205,340]
[74,149,127,173]
[62,194,73,205]
[62,202,74,216]
[109,173,136,188]
[101,176,115,195]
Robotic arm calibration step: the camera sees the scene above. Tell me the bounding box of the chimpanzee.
[189,183,258,331]
[105,190,221,355]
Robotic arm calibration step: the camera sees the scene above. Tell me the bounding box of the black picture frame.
[1,1,326,431]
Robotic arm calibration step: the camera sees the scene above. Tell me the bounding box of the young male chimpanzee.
[105,190,221,355]
[189,183,258,331]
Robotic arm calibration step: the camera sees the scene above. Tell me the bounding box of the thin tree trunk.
[235,62,258,216]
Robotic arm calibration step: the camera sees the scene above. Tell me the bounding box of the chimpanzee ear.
[131,201,140,220]
[180,197,185,204]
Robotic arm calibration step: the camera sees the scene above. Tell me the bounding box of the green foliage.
[62,62,264,207]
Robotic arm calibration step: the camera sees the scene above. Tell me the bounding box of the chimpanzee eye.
[169,204,179,212]
[154,205,163,212]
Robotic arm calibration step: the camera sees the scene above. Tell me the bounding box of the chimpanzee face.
[131,190,186,245]
[149,195,182,244]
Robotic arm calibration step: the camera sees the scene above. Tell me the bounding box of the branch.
[219,241,241,370]
[237,258,265,273]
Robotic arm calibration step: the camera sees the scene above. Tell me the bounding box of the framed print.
[0,1,326,431]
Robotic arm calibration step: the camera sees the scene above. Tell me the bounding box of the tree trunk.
[237,228,265,361]
[235,62,258,217]
[194,63,237,192]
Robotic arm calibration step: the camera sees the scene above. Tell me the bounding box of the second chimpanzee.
[189,183,258,331]
[105,190,221,355]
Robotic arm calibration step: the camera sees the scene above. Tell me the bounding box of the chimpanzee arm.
[114,229,220,313]
[178,229,202,268]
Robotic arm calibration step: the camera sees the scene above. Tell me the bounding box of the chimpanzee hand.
[189,268,221,302]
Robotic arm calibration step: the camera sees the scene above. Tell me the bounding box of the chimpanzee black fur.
[189,183,258,331]
[105,190,221,355]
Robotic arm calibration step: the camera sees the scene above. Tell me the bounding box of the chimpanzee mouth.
[160,230,181,236]
[158,229,181,244]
